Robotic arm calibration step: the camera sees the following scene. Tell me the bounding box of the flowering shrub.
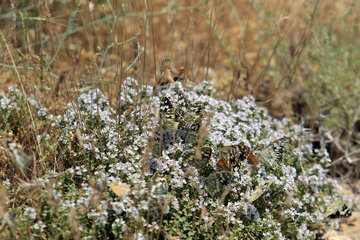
[0,78,354,239]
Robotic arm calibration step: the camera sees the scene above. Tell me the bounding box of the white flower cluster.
[1,77,342,239]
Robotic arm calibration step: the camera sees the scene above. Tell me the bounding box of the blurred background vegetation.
[0,0,359,181]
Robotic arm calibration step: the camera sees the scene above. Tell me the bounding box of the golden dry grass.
[1,0,358,117]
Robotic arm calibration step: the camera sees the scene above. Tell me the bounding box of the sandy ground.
[321,180,360,240]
